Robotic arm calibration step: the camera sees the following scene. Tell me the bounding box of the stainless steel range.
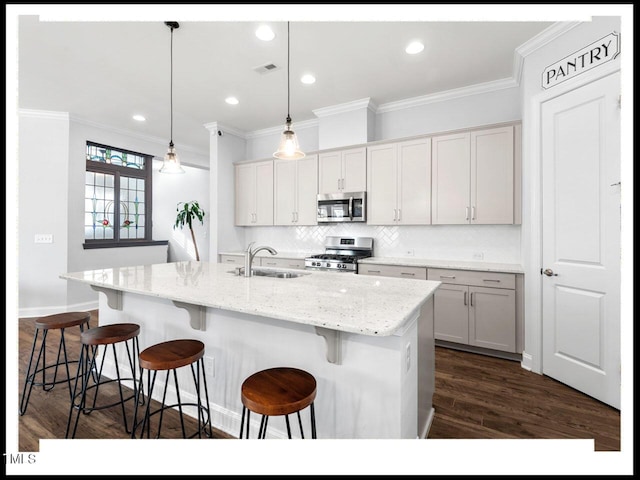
[304,236,374,273]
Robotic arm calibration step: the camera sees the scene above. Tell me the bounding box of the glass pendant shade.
[274,120,305,160]
[160,142,185,173]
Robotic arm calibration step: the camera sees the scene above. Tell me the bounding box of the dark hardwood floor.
[16,313,619,451]
[428,346,620,450]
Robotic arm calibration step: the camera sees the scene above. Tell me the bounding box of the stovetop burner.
[304,236,374,272]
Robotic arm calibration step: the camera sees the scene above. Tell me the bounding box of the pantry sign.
[542,32,620,89]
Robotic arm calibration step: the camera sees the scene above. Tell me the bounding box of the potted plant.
[174,201,206,261]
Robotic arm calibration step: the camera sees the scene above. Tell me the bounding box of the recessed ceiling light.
[301,74,316,85]
[255,25,275,42]
[225,97,239,105]
[132,114,146,122]
[405,41,424,55]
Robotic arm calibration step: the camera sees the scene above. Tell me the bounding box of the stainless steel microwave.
[317,191,366,223]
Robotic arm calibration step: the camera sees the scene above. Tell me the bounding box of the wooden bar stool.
[239,367,317,439]
[65,323,142,438]
[19,311,91,416]
[132,339,212,439]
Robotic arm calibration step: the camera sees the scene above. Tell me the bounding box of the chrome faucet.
[244,242,278,277]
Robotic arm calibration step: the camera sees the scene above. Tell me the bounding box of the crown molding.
[376,78,518,114]
[313,97,378,118]
[68,114,208,157]
[203,121,248,139]
[246,118,319,139]
[18,108,69,121]
[512,21,582,84]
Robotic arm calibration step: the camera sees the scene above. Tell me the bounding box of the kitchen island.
[60,261,440,439]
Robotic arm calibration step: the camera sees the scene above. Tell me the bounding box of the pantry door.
[541,71,621,409]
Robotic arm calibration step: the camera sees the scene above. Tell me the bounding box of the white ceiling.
[17,11,555,154]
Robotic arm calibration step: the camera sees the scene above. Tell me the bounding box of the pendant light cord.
[170,25,174,145]
[286,21,291,123]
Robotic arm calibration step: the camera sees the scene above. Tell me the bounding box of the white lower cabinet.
[428,268,516,353]
[219,254,305,270]
[259,257,305,269]
[358,264,427,280]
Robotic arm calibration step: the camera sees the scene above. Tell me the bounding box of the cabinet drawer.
[220,254,244,265]
[259,257,305,269]
[427,268,515,289]
[359,264,427,280]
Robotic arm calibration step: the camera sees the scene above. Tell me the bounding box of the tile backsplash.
[244,224,522,264]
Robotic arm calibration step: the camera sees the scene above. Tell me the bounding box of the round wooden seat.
[20,312,92,416]
[35,311,91,330]
[138,339,205,371]
[66,323,142,438]
[241,367,316,416]
[133,339,211,439]
[239,367,317,439]
[81,323,140,346]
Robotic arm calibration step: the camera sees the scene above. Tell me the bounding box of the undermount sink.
[228,268,309,279]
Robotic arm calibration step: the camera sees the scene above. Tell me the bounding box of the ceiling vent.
[253,63,280,74]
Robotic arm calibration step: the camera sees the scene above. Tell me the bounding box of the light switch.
[34,234,53,244]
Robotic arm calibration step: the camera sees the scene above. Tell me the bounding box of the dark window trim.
[83,240,168,250]
[85,140,154,244]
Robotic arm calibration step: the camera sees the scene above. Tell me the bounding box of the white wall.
[376,86,521,141]
[17,110,210,315]
[18,111,70,314]
[519,16,622,372]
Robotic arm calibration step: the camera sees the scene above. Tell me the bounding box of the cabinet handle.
[470,292,474,306]
[464,291,467,306]
[465,207,469,221]
[265,262,276,266]
[401,272,415,276]
[393,209,397,221]
[440,275,456,279]
[338,178,341,190]
[483,279,501,283]
[397,208,401,221]
[225,258,235,263]
[368,270,381,274]
[472,206,476,220]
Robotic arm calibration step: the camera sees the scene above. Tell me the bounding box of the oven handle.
[348,196,353,220]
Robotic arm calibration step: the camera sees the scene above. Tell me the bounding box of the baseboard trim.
[420,407,436,439]
[435,340,523,362]
[18,301,98,319]
[521,351,534,371]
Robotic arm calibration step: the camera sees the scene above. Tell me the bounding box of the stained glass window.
[84,141,153,246]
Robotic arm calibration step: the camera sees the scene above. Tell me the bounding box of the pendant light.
[160,21,185,174]
[273,22,305,160]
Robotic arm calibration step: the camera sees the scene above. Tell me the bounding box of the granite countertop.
[359,257,524,274]
[219,251,524,273]
[219,251,310,259]
[60,262,440,337]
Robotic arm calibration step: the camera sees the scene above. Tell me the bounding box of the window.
[84,141,159,248]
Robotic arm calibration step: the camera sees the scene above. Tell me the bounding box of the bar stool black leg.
[239,406,246,439]
[310,402,317,439]
[19,329,43,415]
[285,415,292,439]
[297,411,305,439]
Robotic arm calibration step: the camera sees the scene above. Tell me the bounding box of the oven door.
[317,192,366,223]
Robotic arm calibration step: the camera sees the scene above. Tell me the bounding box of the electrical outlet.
[472,252,484,260]
[405,343,411,372]
[34,234,53,244]
[405,249,415,256]
[205,356,214,377]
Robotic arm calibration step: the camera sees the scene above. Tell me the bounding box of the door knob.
[541,268,558,277]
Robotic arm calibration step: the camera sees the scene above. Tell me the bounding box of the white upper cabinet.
[274,155,318,225]
[367,138,431,225]
[432,125,516,224]
[318,147,366,194]
[235,160,274,226]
